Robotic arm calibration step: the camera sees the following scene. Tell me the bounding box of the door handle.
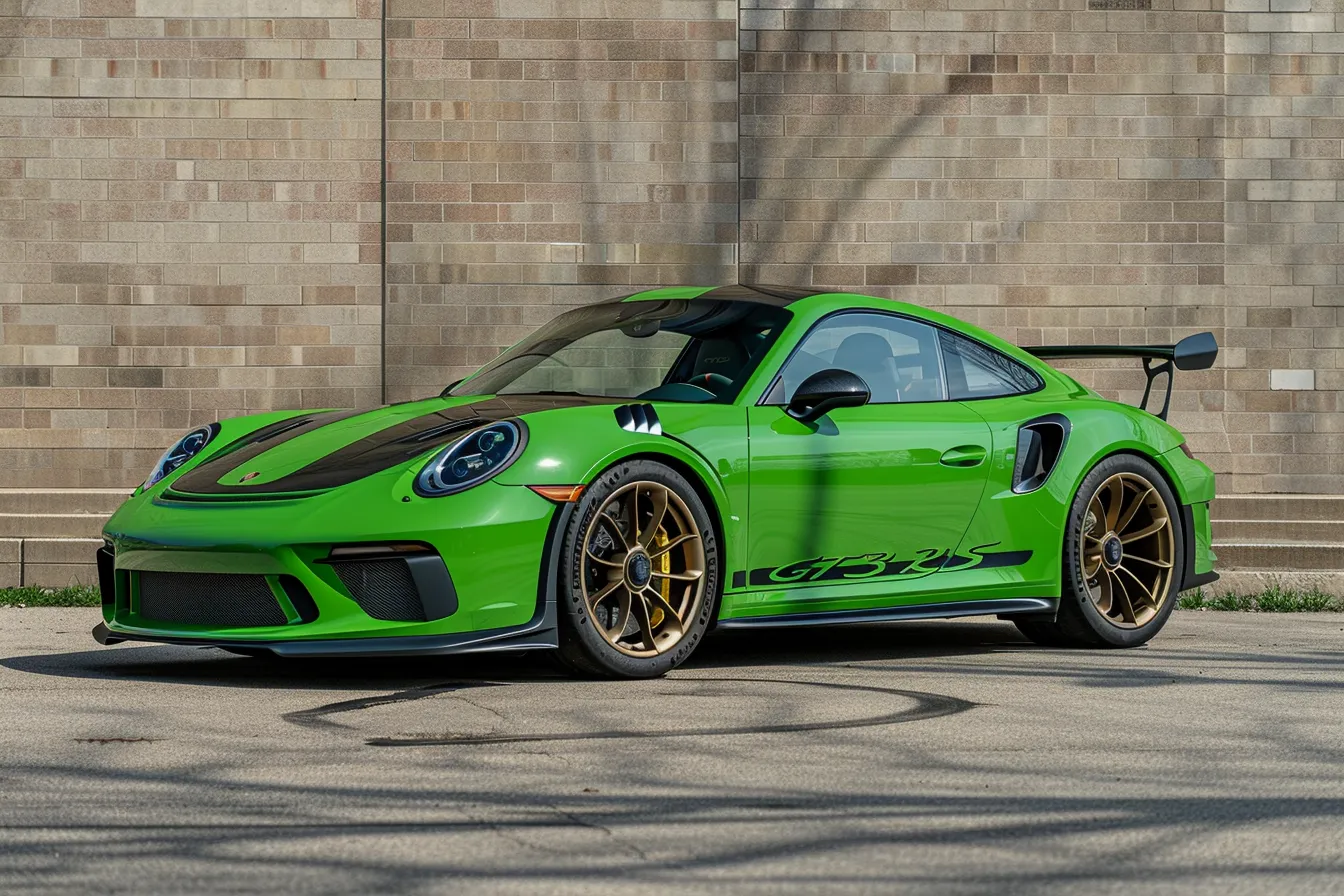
[940,445,988,467]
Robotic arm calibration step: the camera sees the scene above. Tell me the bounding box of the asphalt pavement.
[1,608,1341,895]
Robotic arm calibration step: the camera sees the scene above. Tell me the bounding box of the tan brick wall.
[0,0,382,488]
[1224,0,1344,493]
[740,0,1233,476]
[2,0,1343,500]
[382,0,739,398]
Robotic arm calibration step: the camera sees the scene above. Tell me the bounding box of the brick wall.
[2,0,1343,497]
[0,0,382,488]
[382,0,738,399]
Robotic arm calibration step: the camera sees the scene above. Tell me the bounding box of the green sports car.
[94,285,1218,678]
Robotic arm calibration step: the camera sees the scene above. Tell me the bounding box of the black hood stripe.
[169,394,616,498]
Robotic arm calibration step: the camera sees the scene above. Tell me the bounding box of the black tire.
[1015,453,1184,649]
[554,459,719,679]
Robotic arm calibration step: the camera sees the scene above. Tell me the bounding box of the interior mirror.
[785,369,871,424]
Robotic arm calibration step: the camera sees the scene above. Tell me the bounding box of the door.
[745,312,993,604]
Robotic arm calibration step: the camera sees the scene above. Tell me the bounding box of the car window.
[774,313,948,404]
[939,330,1041,399]
[450,299,791,403]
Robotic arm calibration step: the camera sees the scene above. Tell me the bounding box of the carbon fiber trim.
[333,559,427,622]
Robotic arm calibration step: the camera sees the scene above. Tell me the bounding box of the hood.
[167,394,613,498]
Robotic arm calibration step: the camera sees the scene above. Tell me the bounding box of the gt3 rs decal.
[732,544,1033,590]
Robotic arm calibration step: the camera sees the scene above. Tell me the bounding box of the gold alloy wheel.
[580,480,707,657]
[1080,471,1175,628]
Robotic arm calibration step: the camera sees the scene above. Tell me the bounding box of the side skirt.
[715,597,1059,630]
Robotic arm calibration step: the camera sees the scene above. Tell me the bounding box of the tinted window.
[773,313,947,404]
[939,330,1041,399]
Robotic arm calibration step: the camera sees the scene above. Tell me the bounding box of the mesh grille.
[137,571,288,628]
[332,559,426,622]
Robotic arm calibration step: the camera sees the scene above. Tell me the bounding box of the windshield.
[448,299,792,403]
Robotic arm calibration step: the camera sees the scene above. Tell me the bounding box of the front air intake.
[137,571,289,628]
[332,558,427,622]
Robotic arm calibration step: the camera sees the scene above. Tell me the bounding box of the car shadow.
[0,618,1029,691]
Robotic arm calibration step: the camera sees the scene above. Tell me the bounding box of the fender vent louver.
[615,404,661,435]
[1013,414,1070,494]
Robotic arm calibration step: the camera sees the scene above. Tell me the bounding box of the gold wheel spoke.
[1087,496,1106,532]
[627,485,643,546]
[629,590,660,653]
[1084,533,1104,544]
[587,578,622,611]
[1120,518,1168,544]
[598,511,632,551]
[643,587,684,636]
[1095,570,1113,615]
[1104,476,1125,531]
[605,589,632,640]
[1125,554,1172,570]
[585,547,622,567]
[649,532,699,559]
[1115,485,1155,535]
[1116,563,1159,611]
[1083,552,1103,579]
[651,568,703,582]
[638,486,669,549]
[1109,570,1138,624]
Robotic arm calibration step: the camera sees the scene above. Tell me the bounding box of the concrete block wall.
[382,0,740,397]
[1,0,1342,514]
[0,0,384,489]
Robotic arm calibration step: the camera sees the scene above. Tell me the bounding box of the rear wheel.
[555,460,719,678]
[1016,454,1183,649]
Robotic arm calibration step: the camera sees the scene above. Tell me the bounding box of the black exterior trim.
[278,575,320,624]
[697,284,821,307]
[731,571,746,590]
[614,403,662,435]
[715,597,1058,630]
[1177,502,1218,591]
[96,544,115,612]
[1012,413,1071,494]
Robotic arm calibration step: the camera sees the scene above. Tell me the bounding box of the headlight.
[414,421,526,497]
[145,424,219,488]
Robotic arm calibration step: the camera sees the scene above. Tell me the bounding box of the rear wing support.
[1022,332,1218,420]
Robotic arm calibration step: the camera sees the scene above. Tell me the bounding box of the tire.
[554,459,720,678]
[1015,453,1184,649]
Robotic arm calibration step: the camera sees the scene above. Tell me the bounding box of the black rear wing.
[1022,332,1217,420]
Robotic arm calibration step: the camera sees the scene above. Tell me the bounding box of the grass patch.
[1179,585,1343,612]
[0,585,101,608]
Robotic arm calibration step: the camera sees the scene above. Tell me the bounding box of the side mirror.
[785,369,871,424]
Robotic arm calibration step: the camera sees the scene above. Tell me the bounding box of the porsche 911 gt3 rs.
[94,284,1218,678]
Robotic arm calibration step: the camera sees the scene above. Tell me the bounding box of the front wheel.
[554,460,719,678]
[1016,454,1184,649]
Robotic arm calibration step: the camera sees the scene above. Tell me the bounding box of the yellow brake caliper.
[649,529,670,627]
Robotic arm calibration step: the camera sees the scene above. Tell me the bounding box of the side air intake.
[614,404,661,435]
[1013,414,1070,494]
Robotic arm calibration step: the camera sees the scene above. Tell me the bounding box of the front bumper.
[96,467,570,654]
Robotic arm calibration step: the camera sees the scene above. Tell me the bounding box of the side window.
[939,330,1041,399]
[773,313,948,404]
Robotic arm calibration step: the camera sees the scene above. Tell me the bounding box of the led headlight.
[414,421,526,497]
[145,424,219,488]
